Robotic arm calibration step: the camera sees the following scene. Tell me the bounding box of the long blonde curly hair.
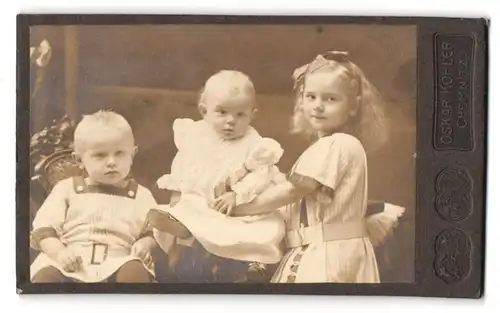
[291,51,389,152]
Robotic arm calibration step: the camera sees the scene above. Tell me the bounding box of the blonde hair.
[73,110,135,154]
[291,51,389,152]
[199,70,256,108]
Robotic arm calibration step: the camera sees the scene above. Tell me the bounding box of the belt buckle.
[90,243,109,265]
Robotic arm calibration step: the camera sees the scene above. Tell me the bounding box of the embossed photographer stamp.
[16,15,487,298]
[434,34,475,151]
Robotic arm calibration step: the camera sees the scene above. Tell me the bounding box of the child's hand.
[131,237,155,267]
[214,191,237,216]
[56,248,82,273]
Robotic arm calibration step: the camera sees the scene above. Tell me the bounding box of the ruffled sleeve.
[172,118,195,151]
[156,118,195,191]
[290,134,365,192]
[156,154,185,191]
[30,178,72,250]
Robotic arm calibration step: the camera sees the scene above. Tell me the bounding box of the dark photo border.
[16,14,488,298]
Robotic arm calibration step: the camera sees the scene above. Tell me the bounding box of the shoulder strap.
[72,176,89,194]
[126,179,139,199]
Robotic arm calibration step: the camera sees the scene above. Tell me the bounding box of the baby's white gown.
[155,119,285,264]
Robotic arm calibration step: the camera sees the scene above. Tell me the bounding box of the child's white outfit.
[271,133,404,283]
[30,177,157,283]
[154,118,286,264]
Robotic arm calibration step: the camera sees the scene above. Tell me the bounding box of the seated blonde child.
[30,110,158,283]
[148,70,286,266]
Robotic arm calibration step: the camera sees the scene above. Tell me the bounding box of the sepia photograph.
[26,22,416,285]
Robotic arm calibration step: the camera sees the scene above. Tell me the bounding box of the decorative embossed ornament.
[435,167,473,221]
[434,229,472,284]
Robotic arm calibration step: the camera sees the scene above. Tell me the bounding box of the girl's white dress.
[30,177,157,283]
[154,118,286,264]
[271,133,404,283]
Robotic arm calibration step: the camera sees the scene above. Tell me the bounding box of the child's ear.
[133,145,138,157]
[251,108,258,119]
[72,152,84,170]
[72,151,81,162]
[198,103,207,116]
[349,96,361,117]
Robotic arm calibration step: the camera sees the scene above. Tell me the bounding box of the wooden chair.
[29,115,81,217]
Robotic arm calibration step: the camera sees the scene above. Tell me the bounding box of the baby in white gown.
[149,70,286,267]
